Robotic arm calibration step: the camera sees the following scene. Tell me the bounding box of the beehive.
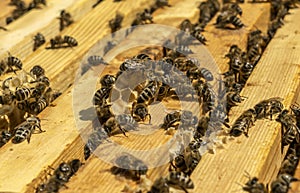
[0,0,300,192]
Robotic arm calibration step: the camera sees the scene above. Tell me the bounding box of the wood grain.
[0,0,299,193]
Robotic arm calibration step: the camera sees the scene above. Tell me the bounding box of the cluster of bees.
[35,159,82,193]
[32,10,76,51]
[0,5,76,147]
[1,0,298,192]
[0,56,58,147]
[79,0,300,192]
[6,0,47,25]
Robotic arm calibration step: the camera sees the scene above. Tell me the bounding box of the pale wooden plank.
[0,0,157,192]
[191,7,300,193]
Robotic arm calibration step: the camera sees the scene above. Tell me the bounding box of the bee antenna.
[243,170,251,179]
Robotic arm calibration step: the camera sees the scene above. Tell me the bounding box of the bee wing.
[14,121,29,131]
[268,97,284,101]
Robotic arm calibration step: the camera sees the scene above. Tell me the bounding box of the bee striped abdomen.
[14,125,31,143]
[167,171,194,189]
[7,56,22,70]
[64,35,78,47]
[15,87,33,101]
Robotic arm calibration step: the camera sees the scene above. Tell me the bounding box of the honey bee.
[93,87,111,106]
[0,130,12,147]
[27,0,47,11]
[192,29,207,45]
[99,74,115,89]
[175,83,196,99]
[12,116,44,143]
[131,9,153,26]
[148,177,170,193]
[157,83,171,101]
[226,45,242,59]
[279,148,299,175]
[0,90,15,105]
[169,154,187,173]
[14,87,34,101]
[198,3,213,28]
[170,150,201,176]
[84,128,108,160]
[216,11,244,29]
[254,97,284,120]
[137,81,160,104]
[175,31,194,46]
[48,35,77,49]
[96,103,113,124]
[103,40,118,55]
[230,108,256,137]
[29,97,48,114]
[270,174,299,193]
[290,103,300,128]
[116,114,138,132]
[194,116,210,139]
[193,79,205,98]
[53,159,81,182]
[225,46,245,82]
[239,62,254,85]
[276,110,300,146]
[30,65,45,79]
[276,109,297,126]
[132,102,151,123]
[150,0,171,13]
[209,103,230,128]
[103,117,127,136]
[59,10,73,31]
[202,82,216,113]
[161,111,181,130]
[109,13,124,34]
[87,55,108,66]
[179,110,198,129]
[242,173,267,193]
[166,171,194,192]
[198,0,220,27]
[33,33,46,51]
[173,57,196,72]
[63,35,78,47]
[118,59,143,73]
[267,18,284,39]
[175,45,193,55]
[226,91,245,110]
[179,19,193,32]
[9,0,25,7]
[0,53,23,75]
[37,159,82,192]
[187,67,214,81]
[221,3,243,16]
[290,103,300,117]
[112,153,148,180]
[6,0,27,24]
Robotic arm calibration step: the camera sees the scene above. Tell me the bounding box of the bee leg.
[223,122,230,128]
[168,161,176,171]
[118,126,128,137]
[146,114,152,124]
[27,133,32,143]
[244,129,249,138]
[179,186,189,193]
